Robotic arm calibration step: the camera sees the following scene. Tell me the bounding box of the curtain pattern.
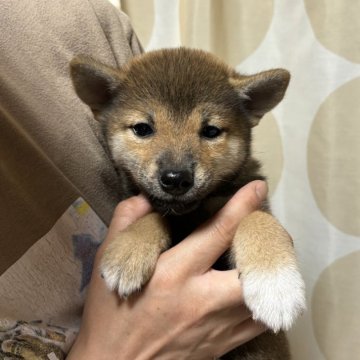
[119,1,360,359]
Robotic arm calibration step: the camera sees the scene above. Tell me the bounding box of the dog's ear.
[230,69,290,127]
[70,56,122,115]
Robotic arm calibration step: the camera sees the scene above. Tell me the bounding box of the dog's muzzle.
[158,169,194,196]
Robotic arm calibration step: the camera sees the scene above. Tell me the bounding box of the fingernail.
[255,181,268,201]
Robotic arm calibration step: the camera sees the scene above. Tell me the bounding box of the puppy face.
[107,101,249,214]
[70,48,290,214]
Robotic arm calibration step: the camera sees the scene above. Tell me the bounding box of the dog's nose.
[159,170,194,195]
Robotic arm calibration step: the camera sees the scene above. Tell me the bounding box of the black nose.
[159,170,194,195]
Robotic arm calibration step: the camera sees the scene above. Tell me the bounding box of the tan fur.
[231,211,295,273]
[101,212,170,295]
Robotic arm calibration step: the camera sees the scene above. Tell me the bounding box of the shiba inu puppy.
[70,48,305,359]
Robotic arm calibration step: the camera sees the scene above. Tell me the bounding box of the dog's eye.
[132,123,154,137]
[200,125,222,139]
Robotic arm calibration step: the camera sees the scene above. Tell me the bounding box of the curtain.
[119,1,360,359]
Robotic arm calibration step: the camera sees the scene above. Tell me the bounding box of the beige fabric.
[0,1,142,357]
[0,0,142,273]
[0,118,77,274]
[121,1,360,359]
[121,0,155,47]
[0,198,106,359]
[179,0,274,66]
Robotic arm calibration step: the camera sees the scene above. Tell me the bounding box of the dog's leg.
[100,213,170,297]
[231,210,305,333]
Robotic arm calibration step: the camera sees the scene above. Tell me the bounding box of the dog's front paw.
[100,234,159,297]
[241,266,306,332]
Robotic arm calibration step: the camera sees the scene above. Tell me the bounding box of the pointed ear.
[230,69,290,127]
[70,56,122,115]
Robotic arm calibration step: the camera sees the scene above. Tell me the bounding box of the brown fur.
[223,331,291,360]
[70,48,304,359]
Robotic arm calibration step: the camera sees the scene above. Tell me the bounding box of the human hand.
[67,180,268,360]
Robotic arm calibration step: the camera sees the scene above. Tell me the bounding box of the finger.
[103,194,152,246]
[203,269,247,309]
[164,180,268,275]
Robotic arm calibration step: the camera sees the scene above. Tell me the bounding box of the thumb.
[100,194,152,251]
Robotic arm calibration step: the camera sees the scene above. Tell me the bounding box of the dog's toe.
[100,255,151,297]
[99,238,159,298]
[100,264,144,297]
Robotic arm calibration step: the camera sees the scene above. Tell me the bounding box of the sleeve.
[0,0,142,272]
[0,0,143,357]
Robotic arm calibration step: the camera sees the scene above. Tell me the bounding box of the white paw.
[241,266,306,332]
[100,260,146,298]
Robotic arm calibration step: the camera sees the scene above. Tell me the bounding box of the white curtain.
[120,1,360,359]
